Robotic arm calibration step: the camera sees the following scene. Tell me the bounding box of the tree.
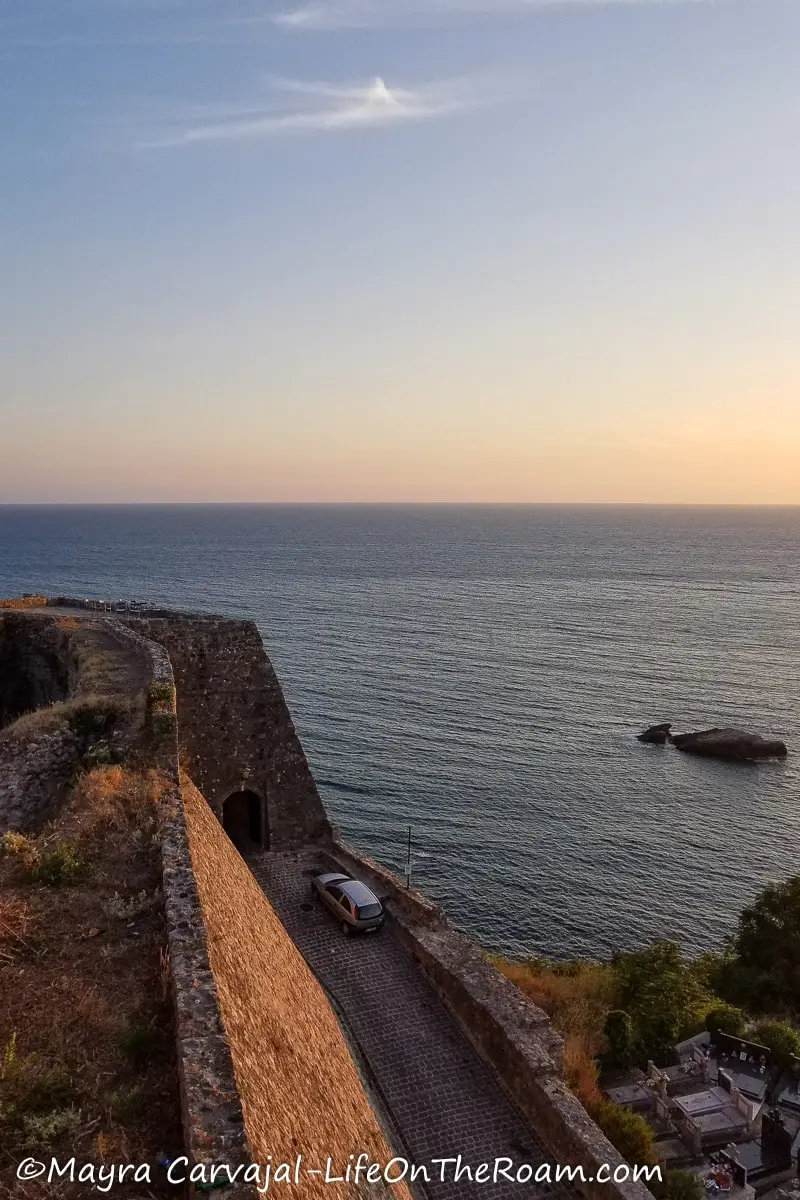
[603,1010,635,1069]
[731,878,800,1013]
[706,1004,746,1038]
[752,1021,800,1069]
[613,941,714,1063]
[591,1099,657,1166]
[690,951,732,995]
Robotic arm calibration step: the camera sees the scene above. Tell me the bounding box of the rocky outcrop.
[672,727,788,762]
[637,723,672,745]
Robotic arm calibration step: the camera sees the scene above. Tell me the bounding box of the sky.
[1,0,799,503]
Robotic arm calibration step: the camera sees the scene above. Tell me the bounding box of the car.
[310,871,385,936]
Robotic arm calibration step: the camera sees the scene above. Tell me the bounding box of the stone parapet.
[111,619,256,1198]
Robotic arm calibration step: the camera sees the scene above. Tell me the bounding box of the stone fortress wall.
[0,599,654,1200]
[124,612,331,849]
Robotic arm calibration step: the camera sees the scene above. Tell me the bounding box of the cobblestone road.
[249,852,568,1200]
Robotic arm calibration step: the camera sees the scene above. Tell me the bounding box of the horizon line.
[2,501,800,509]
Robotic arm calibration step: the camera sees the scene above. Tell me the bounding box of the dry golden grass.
[182,775,410,1200]
[7,693,130,740]
[0,596,46,610]
[493,957,616,1108]
[57,766,160,857]
[563,1035,603,1108]
[0,898,34,965]
[495,958,616,1048]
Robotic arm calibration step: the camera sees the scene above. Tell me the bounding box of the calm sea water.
[1,504,798,960]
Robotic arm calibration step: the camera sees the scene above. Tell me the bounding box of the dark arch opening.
[222,790,266,853]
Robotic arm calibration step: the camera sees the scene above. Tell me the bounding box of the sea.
[1,504,798,961]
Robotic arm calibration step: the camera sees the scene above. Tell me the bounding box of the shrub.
[107,1084,144,1123]
[0,832,40,872]
[31,842,86,886]
[0,1047,76,1140]
[148,711,176,740]
[117,1018,160,1070]
[84,741,122,767]
[22,1106,81,1145]
[706,1004,746,1038]
[752,1021,800,1068]
[590,1098,657,1165]
[23,1069,73,1113]
[652,1169,703,1200]
[147,682,175,709]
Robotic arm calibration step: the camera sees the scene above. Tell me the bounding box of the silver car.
[310,872,385,935]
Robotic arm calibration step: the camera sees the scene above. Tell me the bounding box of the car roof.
[315,872,350,886]
[338,879,382,908]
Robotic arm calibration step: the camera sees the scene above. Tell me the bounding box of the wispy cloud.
[275,0,707,32]
[141,75,486,146]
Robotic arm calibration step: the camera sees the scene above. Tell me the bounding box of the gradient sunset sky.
[2,0,799,503]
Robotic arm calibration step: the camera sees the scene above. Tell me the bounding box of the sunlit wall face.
[1,0,799,503]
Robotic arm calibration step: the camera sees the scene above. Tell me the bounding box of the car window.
[339,895,351,913]
[327,886,342,901]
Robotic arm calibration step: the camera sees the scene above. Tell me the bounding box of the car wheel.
[341,921,350,936]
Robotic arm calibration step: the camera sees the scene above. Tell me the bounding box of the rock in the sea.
[637,723,672,745]
[672,727,788,762]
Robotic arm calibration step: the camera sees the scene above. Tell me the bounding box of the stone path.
[249,852,569,1200]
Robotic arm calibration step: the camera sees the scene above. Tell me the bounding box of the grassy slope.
[0,767,182,1197]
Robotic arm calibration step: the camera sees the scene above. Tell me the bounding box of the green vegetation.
[1,832,86,885]
[613,940,715,1064]
[106,1083,145,1124]
[590,1098,656,1165]
[31,841,87,885]
[0,1035,79,1148]
[704,1003,746,1037]
[496,874,800,1167]
[147,681,176,709]
[726,878,800,1014]
[116,1018,161,1071]
[603,1010,635,1069]
[751,1021,800,1068]
[20,1106,81,1146]
[652,1169,704,1200]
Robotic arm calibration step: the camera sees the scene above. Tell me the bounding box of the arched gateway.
[222,789,267,852]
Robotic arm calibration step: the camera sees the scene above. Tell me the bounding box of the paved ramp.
[250,852,566,1200]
